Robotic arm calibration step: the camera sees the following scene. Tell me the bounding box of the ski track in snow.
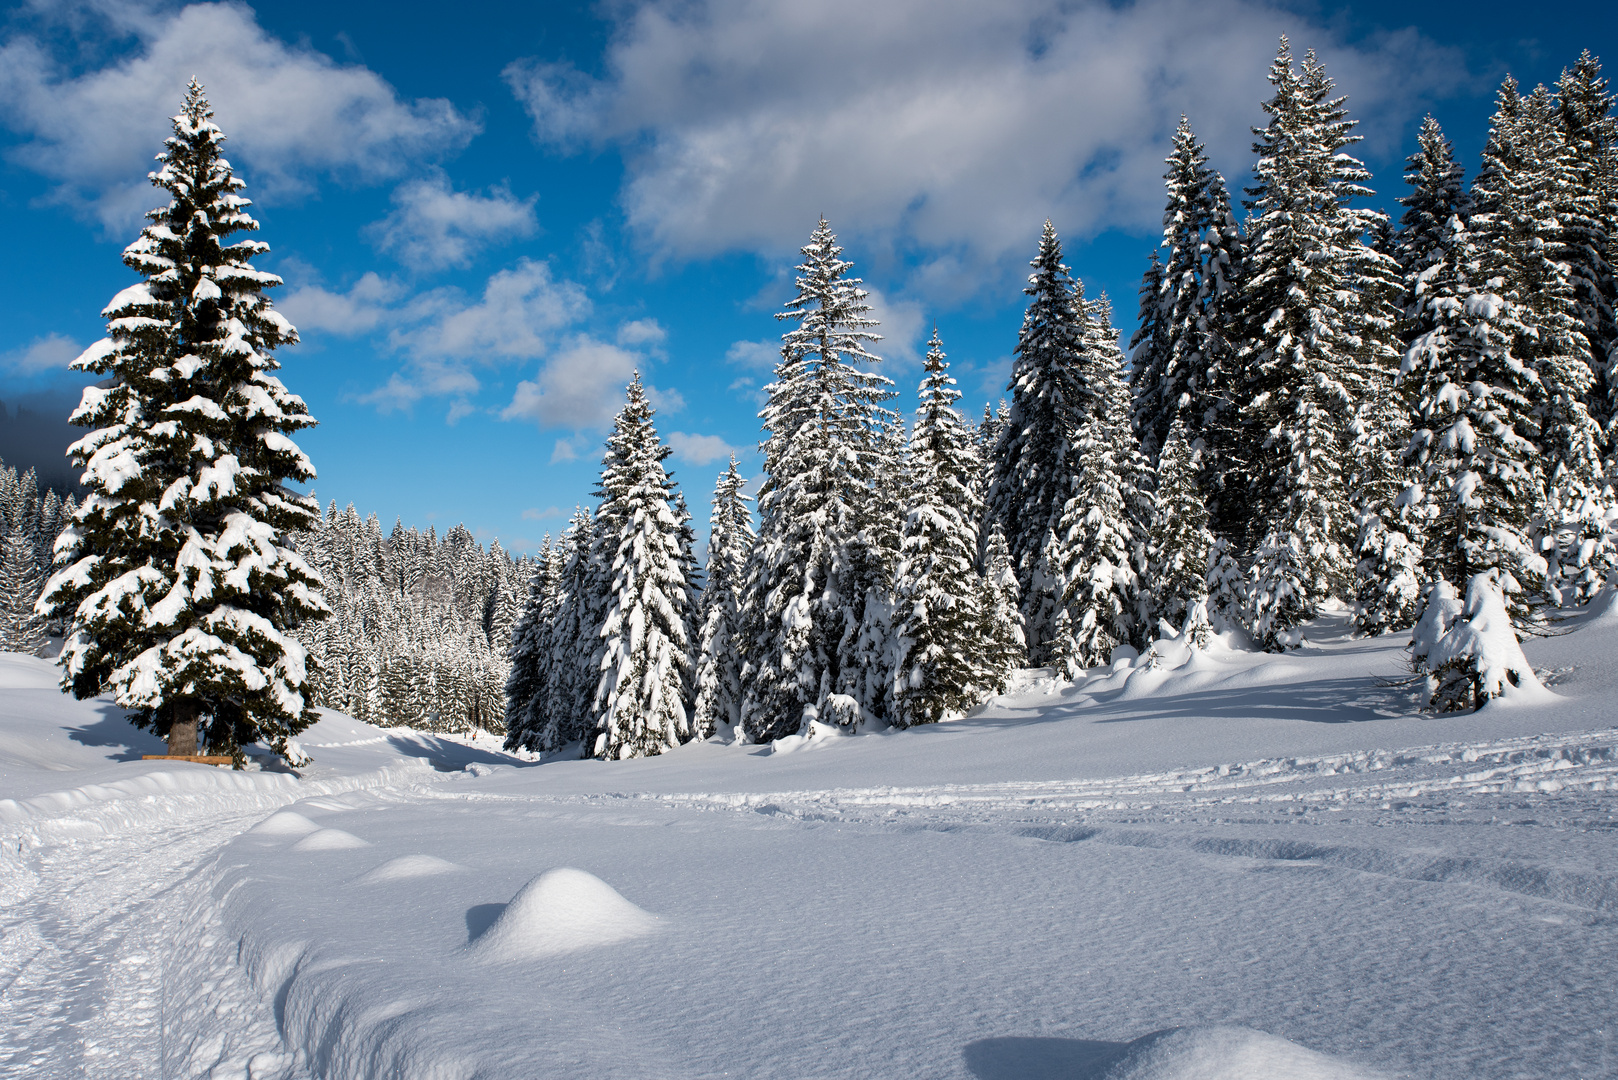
[0,755,445,1080]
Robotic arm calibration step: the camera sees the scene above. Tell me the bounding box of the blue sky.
[0,0,1612,555]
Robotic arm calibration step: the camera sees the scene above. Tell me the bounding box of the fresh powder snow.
[2,600,1616,1078]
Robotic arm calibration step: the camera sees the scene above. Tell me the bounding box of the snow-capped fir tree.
[1472,79,1609,605]
[1350,388,1424,635]
[892,331,985,727]
[536,508,601,751]
[1230,41,1401,649]
[1146,418,1214,632]
[40,83,325,761]
[1410,572,1546,712]
[1,530,47,655]
[1131,117,1241,468]
[692,457,753,739]
[975,523,1026,689]
[1392,117,1471,338]
[847,411,908,725]
[1554,53,1617,443]
[738,219,895,742]
[589,375,695,759]
[1399,157,1546,617]
[987,222,1093,661]
[502,535,556,750]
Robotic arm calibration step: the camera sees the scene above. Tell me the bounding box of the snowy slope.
[2,603,1616,1079]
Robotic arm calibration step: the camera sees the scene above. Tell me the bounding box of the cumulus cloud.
[500,334,644,429]
[667,431,739,466]
[0,333,83,377]
[725,338,779,371]
[278,272,407,336]
[616,318,666,347]
[508,0,1466,286]
[366,173,539,270]
[394,259,589,361]
[0,0,478,229]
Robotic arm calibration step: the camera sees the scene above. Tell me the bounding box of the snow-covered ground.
[2,603,1616,1079]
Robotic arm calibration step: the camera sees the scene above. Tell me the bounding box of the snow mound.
[289,827,369,851]
[466,867,659,962]
[353,854,463,884]
[249,810,320,836]
[0,652,63,690]
[1095,1026,1384,1080]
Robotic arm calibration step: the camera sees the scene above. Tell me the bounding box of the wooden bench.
[141,754,236,765]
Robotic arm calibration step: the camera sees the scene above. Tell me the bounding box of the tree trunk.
[169,699,199,756]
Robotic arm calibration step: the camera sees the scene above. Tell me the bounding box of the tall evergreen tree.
[1472,78,1609,604]
[503,535,556,751]
[892,332,985,727]
[692,457,753,739]
[1231,41,1398,648]
[1131,117,1238,467]
[987,222,1092,661]
[590,375,695,759]
[738,219,895,742]
[40,82,325,761]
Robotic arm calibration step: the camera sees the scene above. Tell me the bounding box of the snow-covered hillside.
[2,604,1616,1079]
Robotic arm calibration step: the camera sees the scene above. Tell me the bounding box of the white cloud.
[509,0,1466,286]
[725,338,778,371]
[0,0,478,229]
[667,431,738,466]
[278,272,406,336]
[366,173,538,270]
[500,334,642,429]
[549,436,585,463]
[521,506,563,521]
[616,318,666,347]
[862,287,927,369]
[394,259,589,361]
[0,333,82,376]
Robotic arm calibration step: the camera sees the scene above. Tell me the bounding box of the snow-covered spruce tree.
[1410,571,1545,712]
[502,535,556,751]
[1147,418,1213,632]
[535,508,600,751]
[1473,79,1609,605]
[987,222,1092,661]
[692,457,753,739]
[1131,117,1240,468]
[1392,116,1471,340]
[1350,388,1424,636]
[40,83,325,761]
[738,219,895,743]
[1231,41,1400,649]
[1,530,48,655]
[588,376,695,759]
[1555,53,1618,445]
[1056,294,1152,665]
[892,331,985,727]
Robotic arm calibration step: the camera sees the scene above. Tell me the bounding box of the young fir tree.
[1147,417,1214,631]
[987,222,1092,661]
[738,219,894,743]
[1231,41,1399,649]
[40,82,325,761]
[0,530,47,655]
[975,523,1026,689]
[892,331,985,727]
[692,457,754,739]
[1472,79,1609,605]
[588,375,694,759]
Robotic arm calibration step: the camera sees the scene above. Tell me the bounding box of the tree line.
[505,39,1618,757]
